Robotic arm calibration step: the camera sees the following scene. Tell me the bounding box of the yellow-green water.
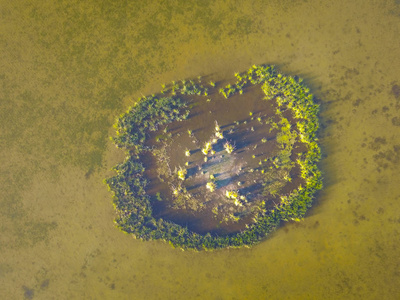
[1,0,399,299]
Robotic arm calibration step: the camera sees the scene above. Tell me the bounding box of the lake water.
[1,0,399,299]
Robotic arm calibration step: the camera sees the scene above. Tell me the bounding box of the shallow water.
[141,81,301,234]
[1,0,399,299]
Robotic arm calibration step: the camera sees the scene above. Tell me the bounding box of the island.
[105,64,322,250]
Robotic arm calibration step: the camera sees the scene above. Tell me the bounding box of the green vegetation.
[105,64,322,250]
[111,95,190,151]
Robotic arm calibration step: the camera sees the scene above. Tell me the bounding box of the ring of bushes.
[105,65,322,250]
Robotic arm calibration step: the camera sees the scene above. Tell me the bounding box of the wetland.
[1,0,399,299]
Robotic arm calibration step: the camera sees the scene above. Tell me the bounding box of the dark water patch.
[352,98,363,107]
[391,84,400,99]
[23,286,34,299]
[373,145,400,171]
[40,279,50,290]
[18,221,58,247]
[392,117,400,126]
[368,137,387,151]
[311,220,320,229]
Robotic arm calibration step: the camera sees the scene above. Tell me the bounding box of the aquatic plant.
[202,142,212,155]
[177,166,187,181]
[224,141,235,154]
[215,131,224,140]
[215,121,221,132]
[206,181,216,192]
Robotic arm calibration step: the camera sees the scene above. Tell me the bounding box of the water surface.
[1,0,399,299]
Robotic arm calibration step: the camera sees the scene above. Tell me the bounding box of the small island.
[105,65,322,250]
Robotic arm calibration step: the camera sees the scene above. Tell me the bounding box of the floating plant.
[105,65,323,250]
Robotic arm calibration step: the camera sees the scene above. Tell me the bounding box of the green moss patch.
[105,65,322,250]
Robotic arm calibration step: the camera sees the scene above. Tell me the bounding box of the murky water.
[1,0,399,299]
[141,80,302,234]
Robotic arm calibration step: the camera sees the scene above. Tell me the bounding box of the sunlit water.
[0,0,399,299]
